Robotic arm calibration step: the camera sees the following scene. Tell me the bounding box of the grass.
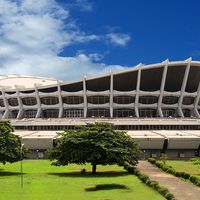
[166,160,200,178]
[0,160,164,200]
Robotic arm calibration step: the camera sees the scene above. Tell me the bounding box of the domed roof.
[0,75,61,90]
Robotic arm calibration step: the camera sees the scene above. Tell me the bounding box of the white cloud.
[88,53,104,61]
[73,0,93,12]
[0,0,129,81]
[107,33,131,46]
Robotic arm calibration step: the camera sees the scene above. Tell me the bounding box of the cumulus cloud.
[106,33,131,46]
[0,0,129,81]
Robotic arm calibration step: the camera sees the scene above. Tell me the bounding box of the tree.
[0,120,26,164]
[49,122,141,173]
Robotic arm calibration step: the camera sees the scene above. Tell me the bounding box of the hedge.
[148,158,200,187]
[124,163,176,200]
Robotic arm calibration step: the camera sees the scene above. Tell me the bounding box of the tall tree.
[0,120,25,164]
[49,122,140,173]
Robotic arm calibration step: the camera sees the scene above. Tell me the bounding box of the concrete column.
[193,82,200,118]
[110,71,113,118]
[83,77,87,118]
[35,85,42,118]
[135,65,142,117]
[2,89,9,119]
[57,81,63,118]
[177,58,191,117]
[16,88,23,119]
[157,60,168,117]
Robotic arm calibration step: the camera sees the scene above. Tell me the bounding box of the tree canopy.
[49,122,141,173]
[0,120,25,164]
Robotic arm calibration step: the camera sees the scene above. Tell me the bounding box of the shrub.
[124,163,175,200]
[127,166,135,173]
[148,158,156,164]
[175,171,184,177]
[182,172,190,179]
[157,186,170,196]
[165,192,176,200]
[148,158,200,187]
[148,180,159,189]
[160,153,168,165]
[166,168,175,175]
[138,173,150,183]
[189,176,200,186]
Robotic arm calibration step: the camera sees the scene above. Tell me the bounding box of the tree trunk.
[92,164,97,174]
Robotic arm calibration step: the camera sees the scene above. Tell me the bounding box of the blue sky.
[0,0,200,80]
[60,0,200,65]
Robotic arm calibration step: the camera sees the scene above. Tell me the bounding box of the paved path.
[137,161,200,200]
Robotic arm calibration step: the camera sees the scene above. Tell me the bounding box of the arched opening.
[0,99,4,107]
[182,97,194,105]
[62,96,83,104]
[139,109,157,118]
[8,110,18,118]
[8,98,18,106]
[40,97,59,105]
[162,109,178,117]
[42,109,59,118]
[162,96,179,104]
[113,96,135,104]
[139,96,158,104]
[87,96,109,104]
[22,97,37,106]
[87,108,110,118]
[113,109,135,117]
[22,110,37,118]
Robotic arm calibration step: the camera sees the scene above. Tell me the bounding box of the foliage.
[191,158,200,166]
[0,120,26,164]
[189,175,200,186]
[148,158,200,187]
[49,122,141,173]
[124,163,176,200]
[160,153,168,165]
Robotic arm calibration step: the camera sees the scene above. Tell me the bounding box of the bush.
[157,186,170,196]
[182,172,190,179]
[148,180,159,189]
[165,192,175,200]
[138,173,150,183]
[148,159,200,187]
[127,166,135,173]
[189,176,200,186]
[175,171,184,177]
[124,163,175,199]
[166,168,176,175]
[148,158,156,164]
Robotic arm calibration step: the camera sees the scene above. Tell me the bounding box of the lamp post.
[20,143,24,188]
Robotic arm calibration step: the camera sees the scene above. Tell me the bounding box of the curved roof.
[0,75,61,89]
[1,58,200,91]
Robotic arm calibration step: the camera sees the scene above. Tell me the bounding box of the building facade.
[1,58,200,159]
[0,58,200,120]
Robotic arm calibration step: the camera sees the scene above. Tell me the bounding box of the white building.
[1,58,200,158]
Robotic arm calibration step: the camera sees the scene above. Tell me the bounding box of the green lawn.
[166,160,200,178]
[0,160,164,200]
